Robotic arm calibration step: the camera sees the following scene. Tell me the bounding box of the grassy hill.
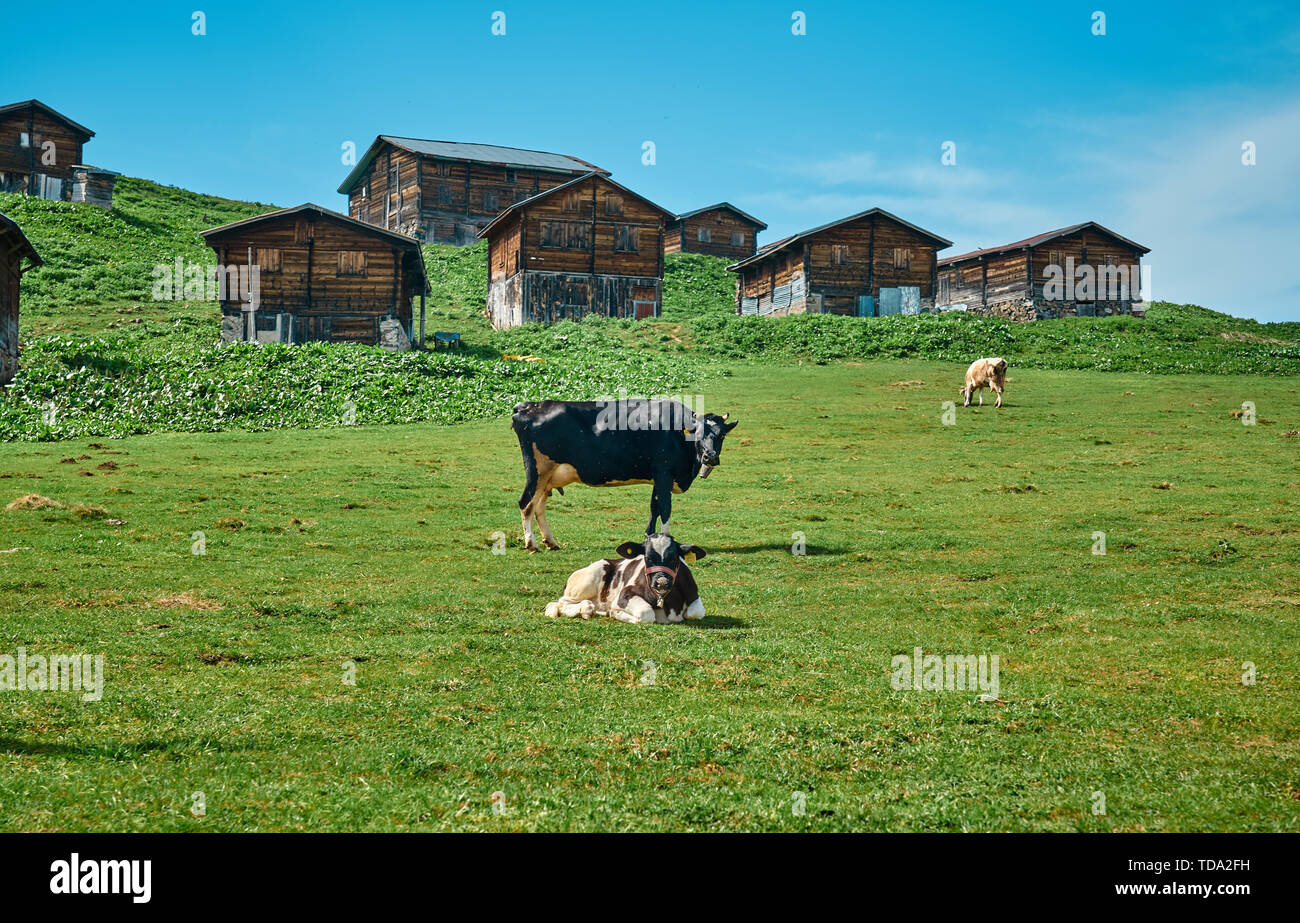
[2,177,1298,442]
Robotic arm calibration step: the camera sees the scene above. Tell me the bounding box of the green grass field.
[2,360,1297,831]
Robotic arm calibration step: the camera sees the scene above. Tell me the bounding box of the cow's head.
[688,413,738,479]
[617,533,706,602]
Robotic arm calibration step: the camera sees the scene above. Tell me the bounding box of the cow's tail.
[513,409,539,511]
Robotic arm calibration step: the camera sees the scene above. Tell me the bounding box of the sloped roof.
[337,135,607,194]
[201,203,427,289]
[673,202,767,230]
[938,221,1150,266]
[476,172,675,239]
[0,212,43,269]
[727,208,952,271]
[0,99,94,142]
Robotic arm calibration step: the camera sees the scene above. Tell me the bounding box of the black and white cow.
[511,399,737,552]
[545,533,707,624]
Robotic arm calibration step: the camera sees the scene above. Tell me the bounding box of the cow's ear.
[679,545,706,563]
[723,420,739,432]
[616,541,644,559]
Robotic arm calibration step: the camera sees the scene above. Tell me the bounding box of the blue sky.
[4,0,1299,320]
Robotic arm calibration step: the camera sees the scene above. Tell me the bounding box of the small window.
[360,183,368,200]
[437,184,452,205]
[562,192,583,213]
[605,194,624,216]
[541,221,589,250]
[614,225,640,252]
[731,231,744,247]
[831,244,849,265]
[435,162,452,177]
[505,169,517,183]
[697,227,711,243]
[484,191,499,212]
[337,251,367,276]
[893,248,910,270]
[255,248,281,273]
[1048,250,1063,268]
[18,132,29,148]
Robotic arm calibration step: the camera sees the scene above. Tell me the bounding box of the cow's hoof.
[525,544,540,554]
[544,541,560,551]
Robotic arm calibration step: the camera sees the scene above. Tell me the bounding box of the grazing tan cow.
[962,357,1008,408]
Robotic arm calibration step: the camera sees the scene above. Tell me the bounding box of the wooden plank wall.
[0,108,85,181]
[664,209,760,258]
[206,212,420,344]
[0,242,19,385]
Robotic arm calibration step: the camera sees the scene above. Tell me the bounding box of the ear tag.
[684,552,698,563]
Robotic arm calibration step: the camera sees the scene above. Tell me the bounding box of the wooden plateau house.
[0,100,117,208]
[664,203,766,259]
[201,203,428,348]
[479,172,673,329]
[1,212,43,386]
[728,208,952,316]
[935,222,1150,321]
[337,136,607,245]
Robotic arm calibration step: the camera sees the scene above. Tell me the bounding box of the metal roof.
[337,135,607,194]
[672,202,767,230]
[727,208,952,271]
[0,212,43,269]
[200,203,427,289]
[0,99,94,141]
[476,172,675,239]
[938,221,1151,266]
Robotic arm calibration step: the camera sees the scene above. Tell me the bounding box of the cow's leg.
[993,385,1003,408]
[648,471,674,535]
[535,493,560,551]
[962,385,971,407]
[684,598,706,621]
[977,386,984,406]
[516,435,542,552]
[545,562,604,618]
[612,596,656,624]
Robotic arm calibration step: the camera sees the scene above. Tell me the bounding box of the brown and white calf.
[544,533,706,624]
[961,357,1008,408]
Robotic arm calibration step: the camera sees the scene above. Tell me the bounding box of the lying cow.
[961,357,1008,408]
[545,533,706,624]
[512,399,738,552]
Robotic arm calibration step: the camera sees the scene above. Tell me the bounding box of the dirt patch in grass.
[153,592,222,610]
[5,494,62,510]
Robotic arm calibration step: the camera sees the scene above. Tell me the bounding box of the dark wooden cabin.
[664,203,766,259]
[936,222,1149,321]
[201,204,428,347]
[338,136,607,245]
[728,208,952,316]
[479,173,673,329]
[0,100,114,207]
[1,212,43,386]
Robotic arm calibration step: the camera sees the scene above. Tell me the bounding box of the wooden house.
[935,222,1149,320]
[479,173,673,329]
[1,212,43,386]
[337,136,607,245]
[728,208,952,316]
[664,203,766,259]
[201,203,428,347]
[0,100,115,208]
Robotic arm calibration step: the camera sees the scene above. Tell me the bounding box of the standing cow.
[961,357,1008,408]
[511,399,737,552]
[545,533,706,624]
